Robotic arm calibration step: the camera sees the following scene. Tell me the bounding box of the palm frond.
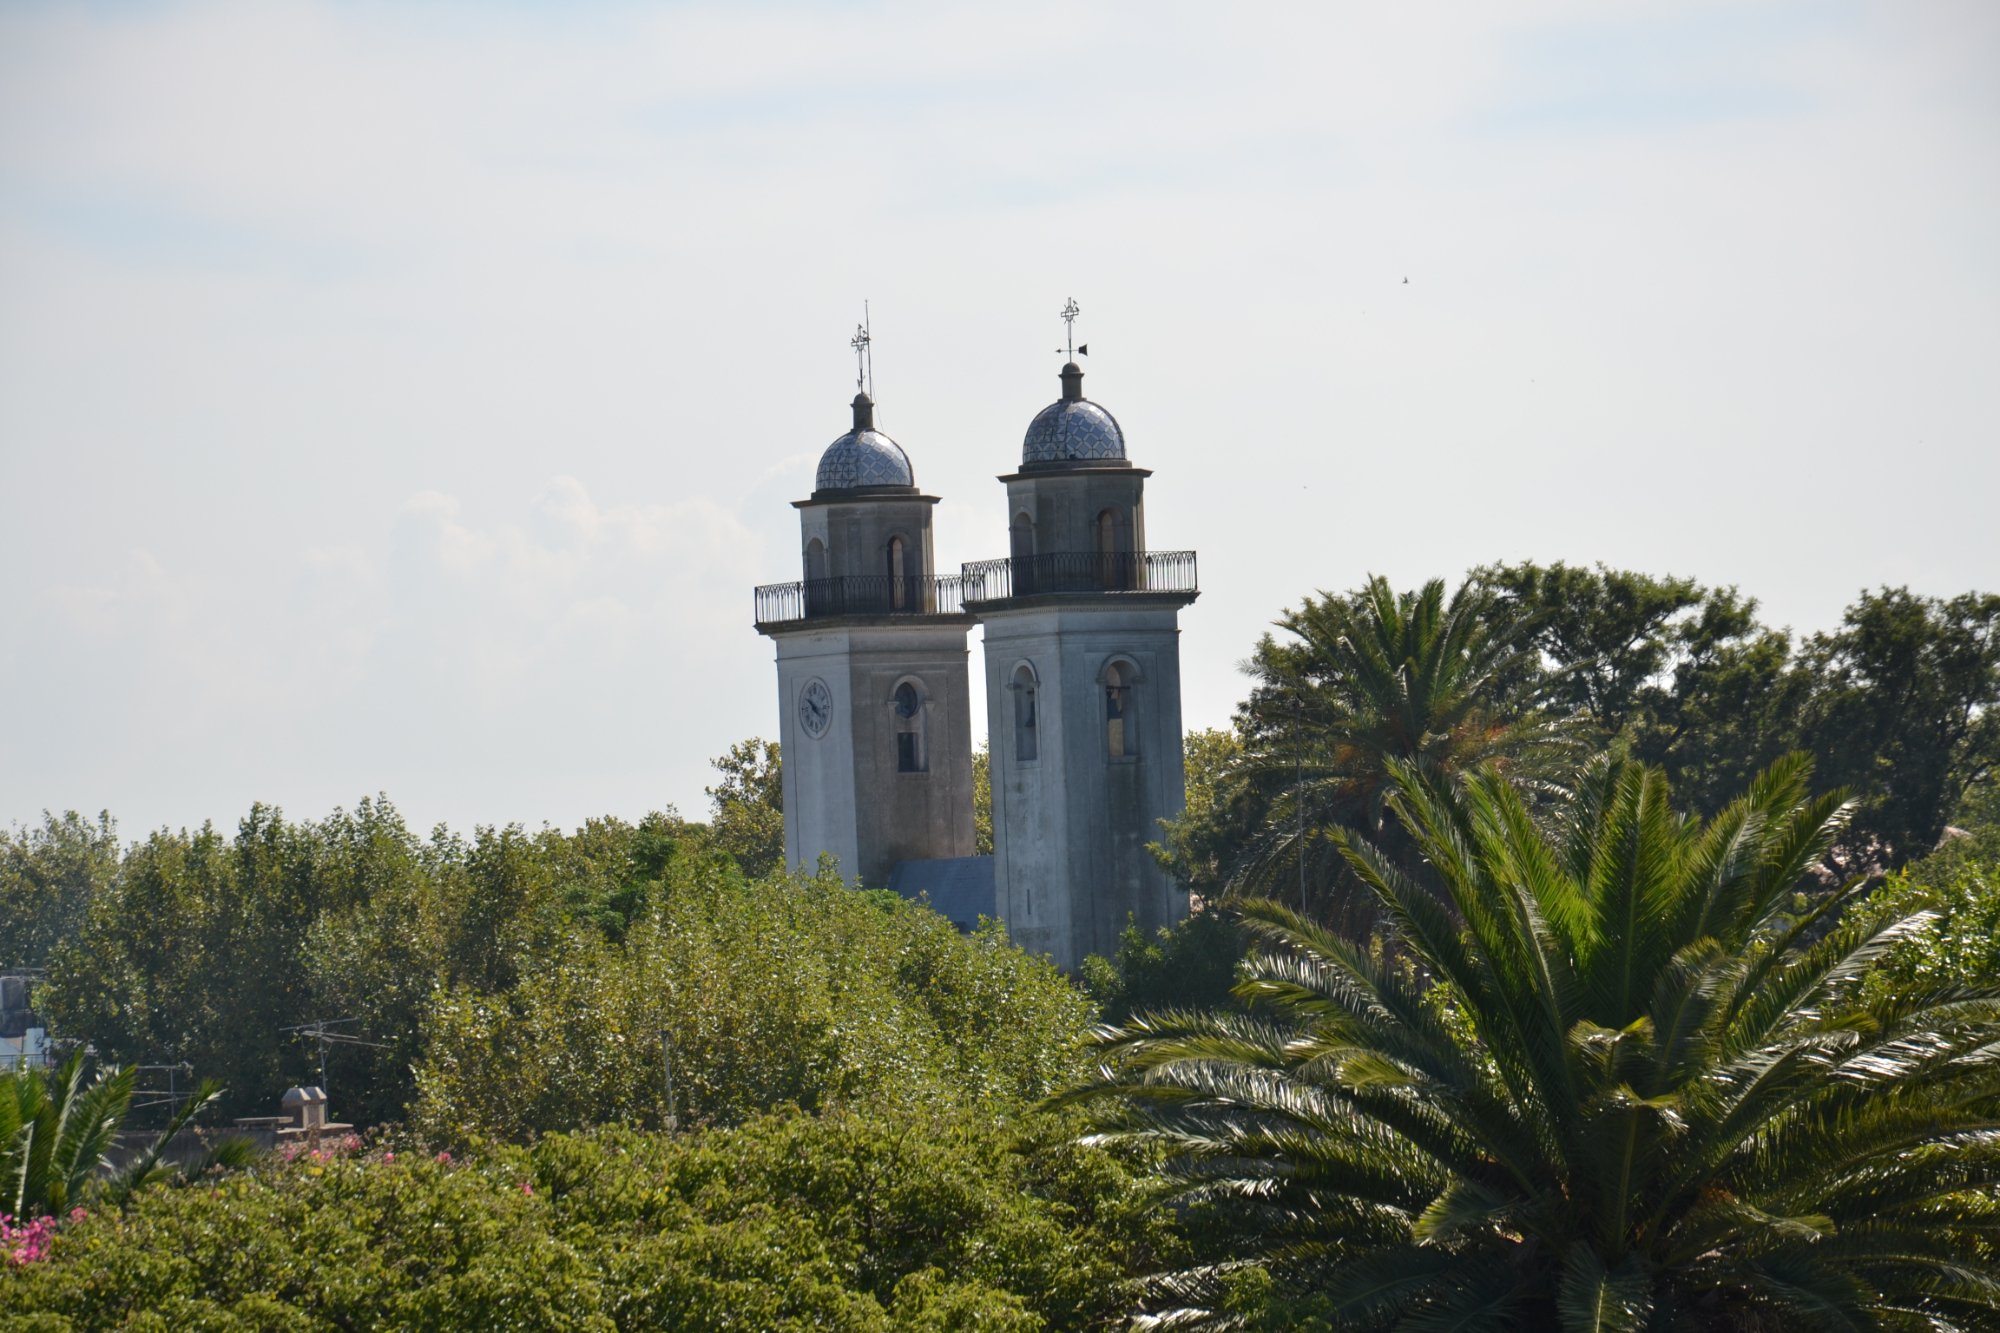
[1064,754,2000,1327]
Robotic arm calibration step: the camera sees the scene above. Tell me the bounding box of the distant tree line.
[1152,563,1999,908]
[0,743,788,1127]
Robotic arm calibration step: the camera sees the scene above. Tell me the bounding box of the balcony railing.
[960,550,1199,602]
[754,574,966,627]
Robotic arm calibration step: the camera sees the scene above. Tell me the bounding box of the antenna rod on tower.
[864,301,874,401]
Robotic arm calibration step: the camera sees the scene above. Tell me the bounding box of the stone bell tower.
[753,389,978,886]
[963,303,1199,971]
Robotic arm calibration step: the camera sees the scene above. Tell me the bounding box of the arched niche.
[1098,655,1143,758]
[1009,661,1039,762]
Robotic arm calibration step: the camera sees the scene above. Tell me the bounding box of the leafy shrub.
[1078,909,1246,1025]
[3,1106,1171,1332]
[411,858,1093,1143]
[1862,823,2000,998]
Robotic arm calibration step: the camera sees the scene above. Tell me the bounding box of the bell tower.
[753,384,978,886]
[964,302,1199,971]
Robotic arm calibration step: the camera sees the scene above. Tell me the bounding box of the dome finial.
[1053,297,1089,401]
[850,302,874,399]
[852,392,875,430]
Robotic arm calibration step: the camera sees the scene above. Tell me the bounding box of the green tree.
[1471,562,1768,735]
[1473,560,1809,814]
[1477,566,2000,866]
[1148,726,1251,901]
[1861,804,2000,1001]
[411,856,1093,1143]
[9,1107,1172,1332]
[1078,910,1246,1026]
[1229,576,1581,924]
[1866,854,1999,1004]
[291,798,457,1126]
[1069,756,2000,1329]
[1959,773,2000,833]
[37,798,668,1125]
[973,742,994,856]
[1800,587,2000,866]
[0,811,119,970]
[40,812,313,1120]
[706,738,785,878]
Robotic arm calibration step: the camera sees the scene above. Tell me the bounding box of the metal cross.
[850,301,874,397]
[1058,297,1080,360]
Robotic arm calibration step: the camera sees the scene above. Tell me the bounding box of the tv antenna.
[1055,296,1087,361]
[279,1017,389,1095]
[850,301,874,398]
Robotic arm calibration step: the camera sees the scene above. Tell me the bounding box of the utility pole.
[278,1018,388,1098]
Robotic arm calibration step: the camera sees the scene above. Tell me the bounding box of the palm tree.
[1,1050,246,1219]
[1228,575,1580,922]
[1068,756,2000,1330]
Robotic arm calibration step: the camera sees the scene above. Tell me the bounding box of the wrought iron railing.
[754,574,966,627]
[960,550,1198,601]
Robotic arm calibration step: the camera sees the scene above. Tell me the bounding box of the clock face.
[798,678,833,739]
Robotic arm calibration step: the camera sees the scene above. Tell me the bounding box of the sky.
[2,0,1996,841]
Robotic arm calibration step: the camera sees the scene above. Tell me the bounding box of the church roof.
[1022,362,1126,467]
[815,393,915,492]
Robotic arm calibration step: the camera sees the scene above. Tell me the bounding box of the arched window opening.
[893,680,926,772]
[1095,509,1129,589]
[1012,664,1039,762]
[1105,662,1134,758]
[1009,512,1036,595]
[887,535,908,611]
[804,538,828,614]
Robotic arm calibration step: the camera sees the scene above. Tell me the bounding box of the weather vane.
[851,301,874,397]
[1056,296,1087,361]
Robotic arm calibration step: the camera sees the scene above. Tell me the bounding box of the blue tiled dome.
[815,395,915,491]
[816,428,913,490]
[1022,363,1126,467]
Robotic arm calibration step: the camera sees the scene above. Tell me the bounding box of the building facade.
[752,339,1198,971]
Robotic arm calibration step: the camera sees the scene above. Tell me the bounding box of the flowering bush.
[275,1132,364,1164]
[2,1209,80,1265]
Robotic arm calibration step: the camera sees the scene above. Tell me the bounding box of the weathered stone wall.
[776,622,976,887]
[982,602,1189,972]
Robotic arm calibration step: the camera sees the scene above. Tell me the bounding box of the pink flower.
[435,1151,452,1165]
[382,1151,395,1163]
[520,1181,533,1196]
[3,1212,62,1266]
